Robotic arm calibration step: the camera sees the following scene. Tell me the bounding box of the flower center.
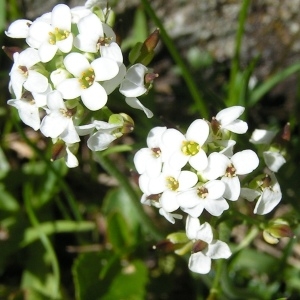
[181,140,200,156]
[18,65,28,76]
[48,28,70,44]
[192,240,208,253]
[151,147,161,158]
[79,68,95,89]
[60,107,75,118]
[225,164,236,177]
[166,176,179,191]
[197,186,208,199]
[97,36,113,49]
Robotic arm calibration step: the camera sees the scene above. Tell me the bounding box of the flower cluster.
[5,1,157,167]
[134,106,287,274]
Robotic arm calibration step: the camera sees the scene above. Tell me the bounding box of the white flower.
[86,120,122,151]
[202,150,259,200]
[65,144,79,168]
[74,13,123,65]
[177,180,229,217]
[250,129,286,172]
[263,151,286,172]
[162,119,209,171]
[56,52,119,111]
[119,64,148,97]
[242,173,282,215]
[5,19,32,38]
[214,106,248,134]
[139,165,198,213]
[250,129,276,144]
[134,126,167,177]
[7,85,51,130]
[9,48,48,99]
[40,90,80,144]
[27,4,73,62]
[186,217,232,274]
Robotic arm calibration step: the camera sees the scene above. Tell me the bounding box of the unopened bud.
[263,219,293,244]
[2,46,22,60]
[119,113,134,134]
[145,72,159,85]
[143,29,160,53]
[51,141,66,162]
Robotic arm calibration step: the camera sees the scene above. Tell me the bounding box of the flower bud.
[142,29,160,53]
[2,46,22,60]
[263,219,293,244]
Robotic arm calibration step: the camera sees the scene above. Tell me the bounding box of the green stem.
[141,0,209,119]
[11,113,82,221]
[233,225,259,254]
[227,0,251,106]
[24,183,60,299]
[95,152,163,240]
[207,260,225,300]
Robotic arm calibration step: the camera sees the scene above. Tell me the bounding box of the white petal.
[232,150,259,175]
[185,215,201,240]
[81,83,107,111]
[254,188,282,215]
[5,19,32,38]
[263,151,286,172]
[125,97,153,118]
[222,176,240,201]
[147,126,167,148]
[204,198,229,216]
[52,4,71,30]
[168,151,189,170]
[57,34,73,53]
[240,188,261,202]
[87,131,116,151]
[47,90,65,110]
[178,171,198,191]
[57,78,82,99]
[216,106,245,126]
[75,124,95,136]
[188,252,211,274]
[92,57,119,81]
[134,148,162,177]
[64,53,90,77]
[181,204,204,218]
[39,42,58,62]
[202,152,229,180]
[77,13,103,36]
[18,48,40,68]
[102,63,126,95]
[206,240,232,259]
[8,99,40,130]
[177,189,200,209]
[60,120,80,144]
[160,190,179,212]
[125,63,148,85]
[74,34,98,52]
[40,113,68,138]
[65,146,79,168]
[100,42,123,65]
[186,119,209,145]
[24,70,48,94]
[159,208,181,224]
[119,80,147,97]
[224,119,248,134]
[196,222,213,244]
[10,70,26,99]
[189,149,208,171]
[205,180,226,199]
[29,21,52,43]
[250,129,276,144]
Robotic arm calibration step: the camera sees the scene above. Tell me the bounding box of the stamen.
[181,140,200,156]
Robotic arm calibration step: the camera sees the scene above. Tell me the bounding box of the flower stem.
[95,152,163,240]
[24,183,60,299]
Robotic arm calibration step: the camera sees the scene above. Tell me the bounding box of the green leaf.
[101,259,148,300]
[0,146,10,179]
[107,211,133,251]
[0,183,19,212]
[72,251,120,300]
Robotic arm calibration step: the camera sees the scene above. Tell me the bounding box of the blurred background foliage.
[1,0,300,299]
